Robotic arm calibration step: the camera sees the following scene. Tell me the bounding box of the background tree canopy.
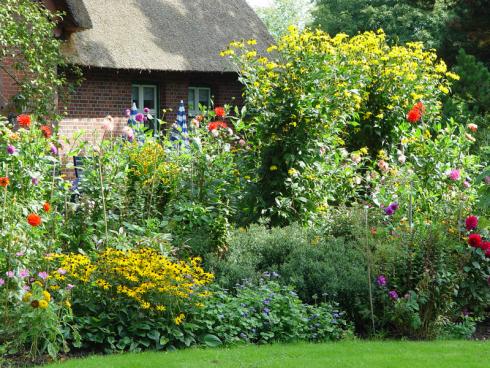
[313,0,490,67]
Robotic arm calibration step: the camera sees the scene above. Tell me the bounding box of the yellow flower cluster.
[53,248,214,312]
[225,28,453,131]
[129,141,180,187]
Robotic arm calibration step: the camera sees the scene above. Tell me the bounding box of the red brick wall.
[0,57,22,115]
[60,67,243,135]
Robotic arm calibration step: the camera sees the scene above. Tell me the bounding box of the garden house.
[0,0,272,137]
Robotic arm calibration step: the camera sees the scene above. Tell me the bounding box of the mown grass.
[43,340,490,368]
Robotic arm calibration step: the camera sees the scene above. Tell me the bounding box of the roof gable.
[62,0,273,72]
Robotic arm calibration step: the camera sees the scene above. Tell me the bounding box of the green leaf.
[202,334,222,347]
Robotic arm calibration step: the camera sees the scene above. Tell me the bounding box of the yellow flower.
[156,305,166,312]
[288,168,298,176]
[65,300,72,309]
[247,39,257,45]
[22,293,32,303]
[446,71,460,80]
[270,165,278,171]
[174,313,185,325]
[39,300,49,309]
[42,291,51,302]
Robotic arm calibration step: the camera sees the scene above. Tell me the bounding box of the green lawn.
[44,340,490,368]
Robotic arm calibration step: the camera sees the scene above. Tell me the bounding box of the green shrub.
[193,280,351,344]
[209,223,368,323]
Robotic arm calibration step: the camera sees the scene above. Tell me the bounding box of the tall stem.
[1,165,10,325]
[98,153,109,246]
[365,206,375,334]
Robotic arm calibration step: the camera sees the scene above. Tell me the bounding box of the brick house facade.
[0,0,272,141]
[59,68,243,139]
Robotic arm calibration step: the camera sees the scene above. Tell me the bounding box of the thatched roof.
[64,0,93,30]
[61,0,273,72]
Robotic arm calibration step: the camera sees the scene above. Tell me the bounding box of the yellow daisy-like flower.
[174,313,186,325]
[22,292,32,303]
[42,291,51,302]
[39,300,49,309]
[270,165,278,171]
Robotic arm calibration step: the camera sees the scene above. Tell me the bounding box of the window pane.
[131,86,139,109]
[198,89,210,107]
[188,89,196,111]
[143,87,155,110]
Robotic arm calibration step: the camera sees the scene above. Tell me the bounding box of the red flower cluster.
[27,213,42,227]
[40,125,52,138]
[214,107,226,118]
[0,177,9,187]
[468,233,482,248]
[207,121,228,131]
[17,114,31,128]
[43,202,51,213]
[406,102,425,123]
[465,215,478,231]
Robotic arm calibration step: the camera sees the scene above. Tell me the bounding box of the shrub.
[209,223,368,323]
[224,28,456,225]
[193,280,351,344]
[47,248,214,352]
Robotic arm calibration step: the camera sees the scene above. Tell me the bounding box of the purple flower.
[23,285,30,291]
[16,251,25,257]
[66,284,74,290]
[376,275,387,287]
[38,271,49,280]
[50,143,58,155]
[125,108,131,117]
[384,206,394,216]
[144,107,150,114]
[389,202,399,211]
[57,268,67,275]
[6,271,14,278]
[19,269,29,278]
[263,307,270,315]
[463,181,471,188]
[263,299,270,305]
[448,169,460,181]
[0,278,4,286]
[388,290,399,300]
[31,177,39,186]
[135,113,144,122]
[7,144,16,155]
[485,176,490,185]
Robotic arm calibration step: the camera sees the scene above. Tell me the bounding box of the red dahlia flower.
[482,241,490,252]
[214,107,226,118]
[468,233,482,248]
[17,114,31,128]
[465,215,478,231]
[0,177,9,187]
[27,213,42,227]
[43,202,51,213]
[207,121,228,131]
[406,102,425,123]
[40,125,52,138]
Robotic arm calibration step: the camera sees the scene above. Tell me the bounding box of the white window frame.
[188,86,211,116]
[131,84,157,116]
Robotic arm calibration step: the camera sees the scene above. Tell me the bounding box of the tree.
[0,0,77,119]
[313,0,449,50]
[255,0,315,40]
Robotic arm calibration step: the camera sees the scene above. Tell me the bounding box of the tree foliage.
[255,0,315,40]
[0,0,77,119]
[313,0,490,66]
